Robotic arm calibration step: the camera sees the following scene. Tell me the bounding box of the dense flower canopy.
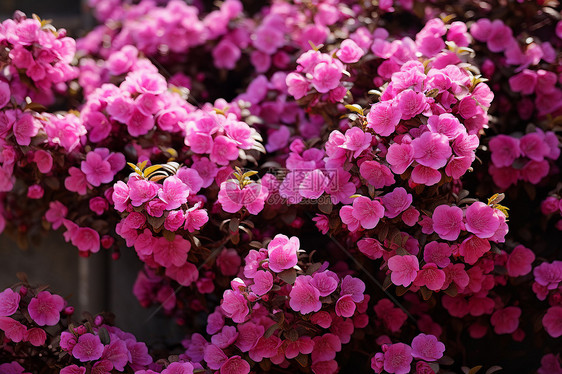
[0,0,561,373]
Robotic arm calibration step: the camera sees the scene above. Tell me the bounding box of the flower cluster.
[488,129,560,189]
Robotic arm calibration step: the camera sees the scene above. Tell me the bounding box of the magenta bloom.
[311,271,338,297]
[0,317,27,342]
[412,132,452,169]
[0,288,20,317]
[221,290,249,323]
[386,142,414,175]
[341,127,372,158]
[220,356,250,374]
[367,100,401,137]
[158,175,189,210]
[351,196,385,229]
[251,270,273,296]
[359,161,395,189]
[71,227,100,254]
[533,261,562,289]
[490,306,521,334]
[289,275,322,314]
[489,135,520,167]
[153,236,191,267]
[72,333,104,362]
[81,151,114,187]
[506,245,535,277]
[381,187,412,219]
[335,295,356,318]
[28,291,64,326]
[542,306,562,338]
[423,241,452,268]
[414,264,446,291]
[411,333,445,361]
[459,236,491,265]
[383,343,413,374]
[388,255,419,287]
[311,61,343,93]
[336,39,364,63]
[464,202,500,239]
[267,234,299,273]
[432,205,464,241]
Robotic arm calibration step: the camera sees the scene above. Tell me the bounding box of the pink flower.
[213,39,241,69]
[432,205,464,241]
[543,306,562,338]
[128,178,159,207]
[340,275,366,302]
[423,241,452,268]
[65,167,89,195]
[210,136,239,165]
[411,165,442,186]
[335,295,356,317]
[341,127,372,158]
[26,327,47,346]
[102,339,130,371]
[464,202,500,239]
[33,150,53,173]
[381,187,412,218]
[311,333,341,362]
[358,238,385,260]
[459,236,490,265]
[509,69,537,95]
[359,161,395,189]
[289,275,322,314]
[153,236,191,267]
[336,39,364,63]
[374,299,407,332]
[520,133,550,162]
[311,271,339,297]
[427,114,464,140]
[13,113,39,146]
[89,197,108,215]
[533,261,562,289]
[414,263,446,291]
[267,234,299,273]
[0,317,27,342]
[71,227,100,253]
[221,289,249,323]
[489,135,520,167]
[251,270,273,296]
[311,61,343,93]
[388,255,419,287]
[351,196,385,229]
[506,245,535,277]
[0,80,10,109]
[366,100,401,136]
[490,306,521,334]
[384,343,413,374]
[0,288,20,316]
[220,356,250,374]
[286,73,309,99]
[81,151,114,187]
[396,90,427,120]
[28,291,64,326]
[386,142,414,174]
[412,132,452,169]
[72,333,104,362]
[411,334,445,361]
[158,176,189,210]
[184,206,209,232]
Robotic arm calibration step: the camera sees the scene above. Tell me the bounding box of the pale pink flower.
[286,72,309,99]
[388,255,419,287]
[427,114,464,140]
[210,135,239,165]
[28,291,64,326]
[411,334,445,361]
[396,90,427,120]
[13,113,39,146]
[81,151,114,187]
[340,127,372,158]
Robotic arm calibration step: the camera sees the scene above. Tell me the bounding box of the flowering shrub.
[0,0,561,373]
